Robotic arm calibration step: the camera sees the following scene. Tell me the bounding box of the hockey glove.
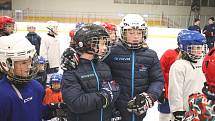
[61,47,79,70]
[49,103,67,110]
[173,111,186,121]
[99,87,113,108]
[98,81,120,108]
[127,92,154,115]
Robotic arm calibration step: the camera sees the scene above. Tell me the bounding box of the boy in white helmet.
[104,14,164,121]
[0,34,62,121]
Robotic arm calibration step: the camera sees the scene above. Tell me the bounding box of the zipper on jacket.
[91,61,103,121]
[131,51,135,121]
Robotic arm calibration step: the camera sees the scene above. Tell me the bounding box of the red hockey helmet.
[0,16,15,30]
[69,29,76,39]
[202,47,215,87]
[100,22,116,32]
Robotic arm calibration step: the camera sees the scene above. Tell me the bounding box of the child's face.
[125,29,143,44]
[190,45,203,57]
[109,30,117,43]
[37,64,45,72]
[51,82,61,90]
[14,58,32,77]
[91,36,109,57]
[27,26,36,32]
[5,23,14,34]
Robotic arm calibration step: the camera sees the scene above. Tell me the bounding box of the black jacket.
[105,42,164,121]
[62,58,119,121]
[26,32,41,55]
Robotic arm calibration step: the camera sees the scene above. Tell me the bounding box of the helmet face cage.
[121,28,145,49]
[186,44,207,60]
[7,54,39,85]
[0,16,15,33]
[2,22,15,35]
[87,35,110,60]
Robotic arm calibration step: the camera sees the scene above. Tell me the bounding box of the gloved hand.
[98,81,120,108]
[61,47,79,70]
[158,89,167,104]
[47,103,67,118]
[127,92,154,115]
[173,111,186,121]
[49,103,67,110]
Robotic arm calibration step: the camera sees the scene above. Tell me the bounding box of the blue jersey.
[0,77,45,121]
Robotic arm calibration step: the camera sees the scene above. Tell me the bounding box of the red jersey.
[160,48,179,98]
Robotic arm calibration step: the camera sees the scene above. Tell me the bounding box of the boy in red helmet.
[100,22,118,46]
[183,47,215,121]
[0,16,15,80]
[0,16,15,37]
[69,29,76,48]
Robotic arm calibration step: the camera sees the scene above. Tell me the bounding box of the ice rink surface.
[16,22,182,121]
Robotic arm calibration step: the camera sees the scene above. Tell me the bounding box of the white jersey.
[40,34,60,68]
[168,59,206,112]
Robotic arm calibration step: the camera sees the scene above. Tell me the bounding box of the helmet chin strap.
[122,39,144,49]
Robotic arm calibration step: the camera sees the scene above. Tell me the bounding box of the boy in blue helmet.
[43,73,63,104]
[183,48,215,121]
[34,56,47,88]
[168,30,207,121]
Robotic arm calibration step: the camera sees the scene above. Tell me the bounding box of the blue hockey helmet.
[50,73,62,84]
[37,56,46,64]
[75,22,85,30]
[177,29,207,60]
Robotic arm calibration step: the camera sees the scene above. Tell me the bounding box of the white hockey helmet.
[0,34,38,84]
[120,14,148,49]
[46,20,59,35]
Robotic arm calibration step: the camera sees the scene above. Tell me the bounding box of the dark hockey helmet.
[74,24,110,59]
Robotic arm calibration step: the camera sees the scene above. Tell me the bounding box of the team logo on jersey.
[81,73,95,79]
[23,97,33,103]
[139,64,147,72]
[112,56,131,62]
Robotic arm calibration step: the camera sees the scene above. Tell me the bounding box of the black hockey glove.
[127,92,155,115]
[49,103,67,110]
[48,103,67,118]
[98,81,120,108]
[61,47,79,70]
[173,111,186,121]
[158,89,167,104]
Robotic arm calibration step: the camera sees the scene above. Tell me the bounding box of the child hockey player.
[183,47,215,121]
[168,30,207,121]
[34,55,47,88]
[0,34,61,121]
[43,73,63,104]
[61,24,120,121]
